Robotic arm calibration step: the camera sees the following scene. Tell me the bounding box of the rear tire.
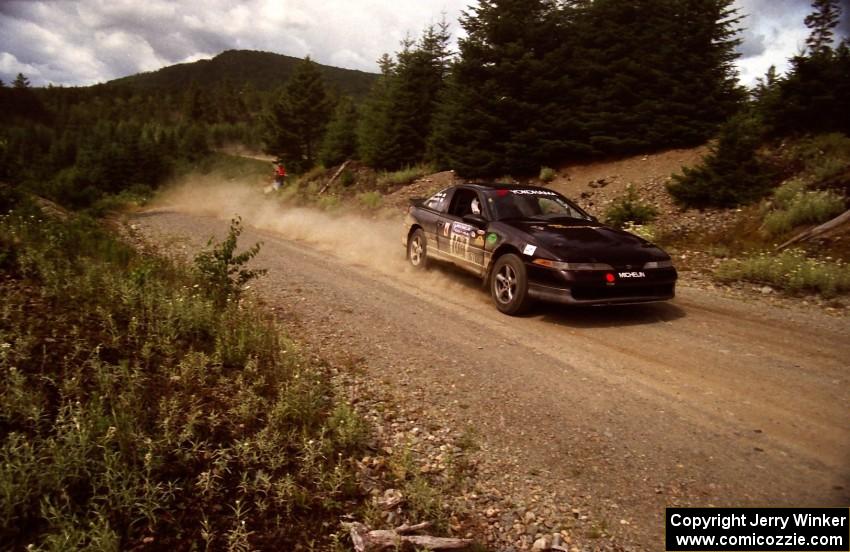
[407,229,428,269]
[490,253,530,315]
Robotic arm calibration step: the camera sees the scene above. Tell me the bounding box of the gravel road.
[133,200,849,550]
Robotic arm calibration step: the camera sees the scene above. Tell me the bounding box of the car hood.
[503,217,669,264]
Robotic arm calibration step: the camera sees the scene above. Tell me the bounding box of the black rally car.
[403,183,677,314]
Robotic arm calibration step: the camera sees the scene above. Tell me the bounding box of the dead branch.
[395,521,432,534]
[344,521,473,552]
[319,160,351,195]
[776,209,850,251]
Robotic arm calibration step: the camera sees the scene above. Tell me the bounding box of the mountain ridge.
[107,49,378,98]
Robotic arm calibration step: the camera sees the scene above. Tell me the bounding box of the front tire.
[490,253,530,315]
[407,229,428,269]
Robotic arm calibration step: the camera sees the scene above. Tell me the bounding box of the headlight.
[532,259,614,271]
[643,260,674,269]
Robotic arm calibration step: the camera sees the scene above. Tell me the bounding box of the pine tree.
[384,22,452,170]
[805,0,841,55]
[357,55,397,167]
[13,73,30,89]
[319,96,359,166]
[183,82,212,122]
[752,65,779,102]
[761,1,850,134]
[356,23,452,170]
[428,0,573,176]
[569,0,743,152]
[6,72,48,122]
[667,112,773,207]
[263,57,332,173]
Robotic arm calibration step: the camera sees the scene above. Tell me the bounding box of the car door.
[417,188,452,245]
[438,187,488,276]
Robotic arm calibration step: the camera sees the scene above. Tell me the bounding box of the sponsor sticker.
[511,189,558,196]
[486,232,498,245]
[618,271,646,278]
[523,244,537,256]
[451,222,477,238]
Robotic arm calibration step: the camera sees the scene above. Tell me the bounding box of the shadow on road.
[138,212,686,334]
[535,300,686,328]
[430,261,687,328]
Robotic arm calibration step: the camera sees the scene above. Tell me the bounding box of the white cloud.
[733,0,814,85]
[0,52,38,78]
[0,0,844,87]
[0,0,472,85]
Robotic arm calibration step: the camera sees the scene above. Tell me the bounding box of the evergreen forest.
[1,0,848,210]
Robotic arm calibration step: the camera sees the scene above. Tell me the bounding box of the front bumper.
[526,264,677,305]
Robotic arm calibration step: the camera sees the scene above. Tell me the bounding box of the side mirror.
[462,214,488,227]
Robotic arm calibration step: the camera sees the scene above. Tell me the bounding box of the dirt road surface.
[133,186,849,550]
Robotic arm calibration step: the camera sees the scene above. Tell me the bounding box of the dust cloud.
[150,174,489,303]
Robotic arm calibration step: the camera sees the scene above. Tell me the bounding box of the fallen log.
[344,521,473,551]
[319,160,352,195]
[776,209,850,251]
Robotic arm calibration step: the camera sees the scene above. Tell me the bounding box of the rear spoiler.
[408,197,425,207]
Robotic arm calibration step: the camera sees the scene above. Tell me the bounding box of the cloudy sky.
[1,0,848,88]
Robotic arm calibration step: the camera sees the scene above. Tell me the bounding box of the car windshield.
[485,189,592,221]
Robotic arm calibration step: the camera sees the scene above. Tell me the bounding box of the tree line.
[668,0,849,207]
[269,0,745,177]
[0,72,274,208]
[1,0,847,209]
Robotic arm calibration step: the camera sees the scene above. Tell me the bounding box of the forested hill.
[109,49,377,98]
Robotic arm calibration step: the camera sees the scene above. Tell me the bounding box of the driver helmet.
[471,197,481,215]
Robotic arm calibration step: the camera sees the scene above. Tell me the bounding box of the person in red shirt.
[273,162,287,190]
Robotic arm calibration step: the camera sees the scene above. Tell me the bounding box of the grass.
[792,133,850,183]
[0,196,471,548]
[622,221,656,242]
[761,179,845,236]
[377,164,434,190]
[316,194,341,211]
[356,191,383,210]
[604,185,658,229]
[716,249,850,297]
[0,204,370,548]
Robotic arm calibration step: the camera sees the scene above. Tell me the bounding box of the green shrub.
[668,112,774,207]
[791,133,850,184]
[539,166,556,183]
[0,183,23,213]
[604,185,658,229]
[193,217,266,307]
[338,168,356,187]
[87,185,154,216]
[762,183,845,236]
[356,190,383,210]
[716,249,850,297]
[771,179,806,209]
[0,209,369,549]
